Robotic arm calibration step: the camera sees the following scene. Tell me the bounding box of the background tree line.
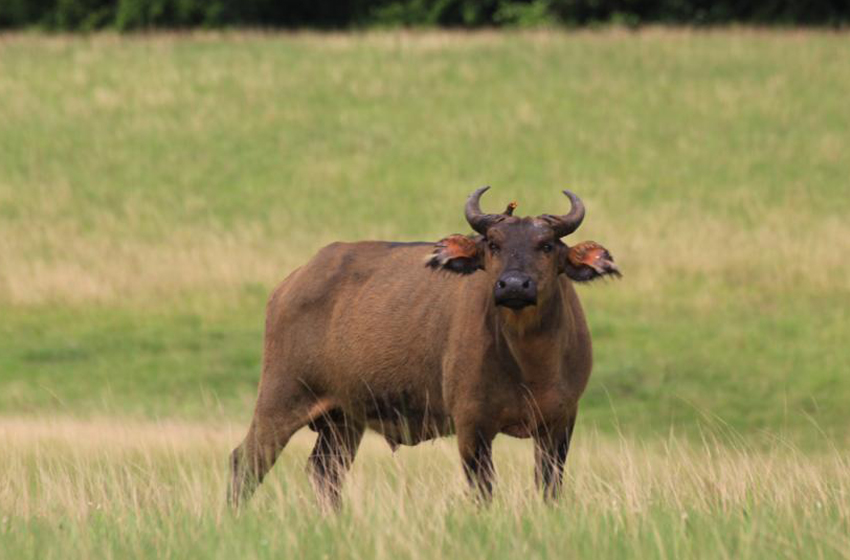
[1,0,847,30]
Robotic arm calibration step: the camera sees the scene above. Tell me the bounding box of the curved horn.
[544,190,586,238]
[465,186,504,235]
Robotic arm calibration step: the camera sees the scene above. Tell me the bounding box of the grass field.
[2,417,849,559]
[1,29,849,558]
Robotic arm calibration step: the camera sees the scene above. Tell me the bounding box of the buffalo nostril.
[497,280,506,289]
[521,280,530,289]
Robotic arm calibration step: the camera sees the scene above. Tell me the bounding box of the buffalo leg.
[229,389,333,509]
[307,415,363,511]
[457,426,496,502]
[533,415,576,501]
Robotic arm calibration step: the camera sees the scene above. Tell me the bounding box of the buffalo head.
[429,187,620,310]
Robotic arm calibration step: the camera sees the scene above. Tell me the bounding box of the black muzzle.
[494,272,537,309]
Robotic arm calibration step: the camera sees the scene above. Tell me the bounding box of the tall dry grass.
[2,417,848,558]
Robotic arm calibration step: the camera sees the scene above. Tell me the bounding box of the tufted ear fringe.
[425,234,483,275]
[565,241,621,282]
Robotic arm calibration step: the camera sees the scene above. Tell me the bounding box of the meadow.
[0,29,849,558]
[2,417,849,559]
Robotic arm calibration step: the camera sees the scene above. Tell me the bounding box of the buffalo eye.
[488,241,500,253]
[540,243,554,253]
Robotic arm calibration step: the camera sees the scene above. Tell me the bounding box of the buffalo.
[229,187,619,508]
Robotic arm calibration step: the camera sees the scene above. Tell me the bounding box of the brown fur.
[229,207,618,508]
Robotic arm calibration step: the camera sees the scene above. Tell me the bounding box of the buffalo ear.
[560,240,621,282]
[426,234,484,275]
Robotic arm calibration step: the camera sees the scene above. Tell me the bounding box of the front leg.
[456,424,496,502]
[533,415,576,501]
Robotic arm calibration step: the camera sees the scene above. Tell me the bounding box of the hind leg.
[229,383,333,509]
[307,413,364,511]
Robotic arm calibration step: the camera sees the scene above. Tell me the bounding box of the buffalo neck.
[493,285,567,385]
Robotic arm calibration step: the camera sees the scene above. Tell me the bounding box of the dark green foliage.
[0,0,847,30]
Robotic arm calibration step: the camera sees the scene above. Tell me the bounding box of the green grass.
[1,418,848,559]
[1,29,848,441]
[2,28,850,559]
